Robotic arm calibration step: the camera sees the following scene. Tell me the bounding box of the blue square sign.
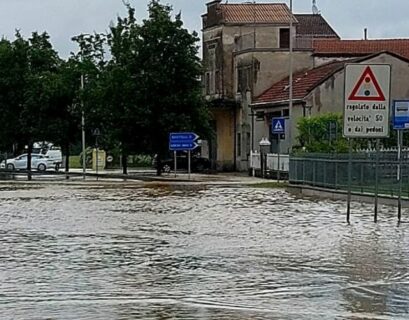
[272,118,285,134]
[393,100,409,130]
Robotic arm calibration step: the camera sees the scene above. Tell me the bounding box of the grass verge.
[249,181,289,189]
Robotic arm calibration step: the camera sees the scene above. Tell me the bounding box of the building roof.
[294,14,339,39]
[253,60,346,105]
[313,39,409,59]
[220,3,297,24]
[254,51,409,106]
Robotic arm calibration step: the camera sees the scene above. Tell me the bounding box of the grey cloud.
[0,0,407,58]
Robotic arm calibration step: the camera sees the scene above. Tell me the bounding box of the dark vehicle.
[153,152,210,173]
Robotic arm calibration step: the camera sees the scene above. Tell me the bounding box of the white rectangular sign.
[343,64,391,138]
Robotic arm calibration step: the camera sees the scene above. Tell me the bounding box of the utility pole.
[288,0,294,154]
[81,72,86,180]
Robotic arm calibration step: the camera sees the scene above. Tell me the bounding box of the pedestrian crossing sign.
[272,117,285,134]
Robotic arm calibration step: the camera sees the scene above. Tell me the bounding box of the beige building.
[202,0,339,171]
[251,51,409,152]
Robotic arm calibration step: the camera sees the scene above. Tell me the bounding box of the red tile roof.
[254,60,345,104]
[220,3,297,24]
[313,39,409,59]
[295,14,339,39]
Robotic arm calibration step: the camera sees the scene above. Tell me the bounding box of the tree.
[71,33,108,172]
[0,32,79,179]
[0,38,20,154]
[137,1,212,175]
[101,6,149,174]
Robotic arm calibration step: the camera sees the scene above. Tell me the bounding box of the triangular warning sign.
[348,66,386,101]
[274,121,283,131]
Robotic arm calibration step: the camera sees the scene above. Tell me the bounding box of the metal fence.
[289,151,409,198]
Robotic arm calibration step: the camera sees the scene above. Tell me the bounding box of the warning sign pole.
[398,130,403,223]
[344,63,391,224]
[374,139,380,223]
[347,138,352,224]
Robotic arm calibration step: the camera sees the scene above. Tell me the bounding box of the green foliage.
[128,155,153,167]
[296,113,409,153]
[297,113,349,153]
[0,32,76,154]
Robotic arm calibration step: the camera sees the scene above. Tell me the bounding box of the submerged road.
[0,183,409,319]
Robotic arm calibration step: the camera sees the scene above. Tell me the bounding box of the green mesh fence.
[289,152,409,198]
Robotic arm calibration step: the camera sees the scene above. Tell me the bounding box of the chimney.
[206,0,222,8]
[364,28,368,40]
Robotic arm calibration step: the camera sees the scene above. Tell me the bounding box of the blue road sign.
[169,141,199,151]
[393,100,409,130]
[169,132,199,151]
[169,132,199,141]
[272,118,285,134]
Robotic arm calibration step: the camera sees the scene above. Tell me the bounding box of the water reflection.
[0,185,408,319]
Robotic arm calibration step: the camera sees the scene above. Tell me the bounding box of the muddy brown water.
[0,184,408,319]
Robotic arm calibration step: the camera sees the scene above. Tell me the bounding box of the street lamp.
[81,73,86,180]
[259,137,271,178]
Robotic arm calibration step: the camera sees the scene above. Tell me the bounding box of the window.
[282,109,289,117]
[215,70,220,93]
[280,28,290,49]
[205,72,211,95]
[256,111,265,121]
[246,132,251,156]
[205,44,217,95]
[237,66,252,93]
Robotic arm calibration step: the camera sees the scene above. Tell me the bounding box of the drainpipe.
[233,105,237,171]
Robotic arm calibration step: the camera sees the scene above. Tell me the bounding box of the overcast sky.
[0,0,408,58]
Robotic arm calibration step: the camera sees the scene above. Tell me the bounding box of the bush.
[128,154,152,167]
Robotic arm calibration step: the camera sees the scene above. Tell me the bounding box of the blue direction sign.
[169,132,199,151]
[393,100,409,129]
[272,117,285,134]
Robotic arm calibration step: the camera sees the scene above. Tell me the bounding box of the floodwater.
[1,183,409,320]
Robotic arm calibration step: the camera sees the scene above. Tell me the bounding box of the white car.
[0,154,50,171]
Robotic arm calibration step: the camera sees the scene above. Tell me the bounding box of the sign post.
[397,130,403,223]
[272,117,286,182]
[347,138,352,224]
[174,151,177,178]
[393,100,409,223]
[344,64,391,223]
[169,132,199,179]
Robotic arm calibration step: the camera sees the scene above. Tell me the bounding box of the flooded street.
[1,183,409,320]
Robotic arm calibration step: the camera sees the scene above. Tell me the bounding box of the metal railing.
[289,151,409,198]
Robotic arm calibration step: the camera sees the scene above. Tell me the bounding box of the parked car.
[152,152,210,173]
[32,143,63,170]
[0,154,52,171]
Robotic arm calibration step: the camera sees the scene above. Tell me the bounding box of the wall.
[204,24,298,100]
[212,109,235,170]
[235,50,313,97]
[203,26,223,99]
[252,102,305,154]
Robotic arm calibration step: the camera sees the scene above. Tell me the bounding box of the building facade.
[202,0,339,171]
